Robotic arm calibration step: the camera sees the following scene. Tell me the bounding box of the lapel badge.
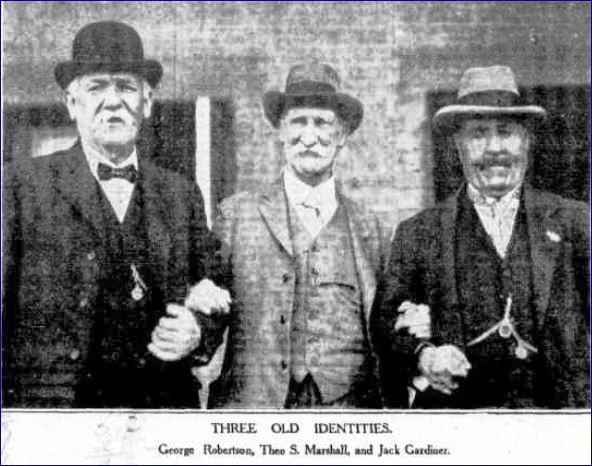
[546,230,561,242]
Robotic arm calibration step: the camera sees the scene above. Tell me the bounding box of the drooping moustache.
[97,110,138,128]
[297,150,322,158]
[287,135,333,148]
[476,153,517,170]
[95,99,140,124]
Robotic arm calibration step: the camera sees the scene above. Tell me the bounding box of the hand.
[147,304,202,362]
[395,301,431,338]
[184,279,231,316]
[418,344,471,395]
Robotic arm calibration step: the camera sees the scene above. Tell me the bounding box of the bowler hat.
[55,21,163,90]
[263,61,363,134]
[433,66,546,131]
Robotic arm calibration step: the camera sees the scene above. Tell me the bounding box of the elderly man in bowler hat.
[2,21,229,408]
[373,66,590,408]
[187,61,387,408]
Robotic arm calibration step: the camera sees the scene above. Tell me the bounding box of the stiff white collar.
[467,183,521,207]
[283,166,337,211]
[467,183,522,258]
[82,141,139,223]
[82,141,139,181]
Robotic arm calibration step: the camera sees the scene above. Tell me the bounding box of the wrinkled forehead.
[77,72,144,86]
[281,107,339,122]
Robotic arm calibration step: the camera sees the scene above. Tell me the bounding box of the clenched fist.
[184,278,231,316]
[418,344,471,395]
[148,303,202,362]
[395,301,431,339]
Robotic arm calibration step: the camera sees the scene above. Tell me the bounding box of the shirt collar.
[82,141,139,181]
[283,166,337,208]
[467,182,521,208]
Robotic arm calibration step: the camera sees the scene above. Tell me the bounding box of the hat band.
[285,80,336,95]
[458,91,520,107]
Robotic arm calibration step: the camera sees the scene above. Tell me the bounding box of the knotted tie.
[298,199,324,238]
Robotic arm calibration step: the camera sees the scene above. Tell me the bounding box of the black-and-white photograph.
[1,1,590,464]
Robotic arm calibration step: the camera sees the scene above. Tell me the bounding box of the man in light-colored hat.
[2,21,229,408]
[186,61,386,408]
[372,65,589,408]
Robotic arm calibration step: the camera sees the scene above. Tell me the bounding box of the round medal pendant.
[515,345,528,360]
[498,323,512,339]
[131,285,144,301]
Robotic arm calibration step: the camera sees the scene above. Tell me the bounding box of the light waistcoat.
[288,202,369,403]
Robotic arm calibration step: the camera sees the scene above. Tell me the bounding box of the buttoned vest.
[75,181,196,408]
[288,202,370,403]
[454,193,541,408]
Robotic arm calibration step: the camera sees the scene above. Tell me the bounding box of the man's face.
[65,72,152,158]
[454,118,530,198]
[279,107,346,185]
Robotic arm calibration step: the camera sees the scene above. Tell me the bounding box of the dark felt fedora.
[433,65,546,131]
[55,21,163,90]
[263,61,363,134]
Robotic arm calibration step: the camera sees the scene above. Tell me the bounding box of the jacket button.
[87,251,96,261]
[79,297,89,308]
[69,349,81,361]
[281,360,288,370]
[282,273,290,283]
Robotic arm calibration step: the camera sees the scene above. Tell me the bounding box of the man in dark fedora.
[2,21,229,408]
[186,61,386,408]
[372,65,590,408]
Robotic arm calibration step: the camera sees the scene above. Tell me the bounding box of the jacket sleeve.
[2,162,23,391]
[371,218,427,407]
[571,200,590,328]
[191,195,235,365]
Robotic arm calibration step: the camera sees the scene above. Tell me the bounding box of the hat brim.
[433,104,547,132]
[55,59,163,89]
[263,91,363,134]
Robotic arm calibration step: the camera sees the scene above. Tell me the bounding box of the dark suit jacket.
[201,180,388,408]
[2,143,214,408]
[372,186,590,408]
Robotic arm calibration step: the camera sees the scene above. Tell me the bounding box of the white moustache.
[98,112,137,126]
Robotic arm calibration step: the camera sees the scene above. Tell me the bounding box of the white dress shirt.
[467,183,521,259]
[283,167,338,239]
[83,143,138,223]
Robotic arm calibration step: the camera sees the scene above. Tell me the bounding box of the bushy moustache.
[296,150,323,158]
[97,111,138,127]
[475,153,518,170]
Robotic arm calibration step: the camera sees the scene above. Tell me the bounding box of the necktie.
[97,163,138,183]
[298,200,323,238]
[300,201,321,218]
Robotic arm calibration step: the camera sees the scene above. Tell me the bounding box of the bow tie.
[97,163,138,183]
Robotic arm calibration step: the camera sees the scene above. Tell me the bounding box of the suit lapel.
[53,142,105,234]
[140,160,174,295]
[435,190,465,346]
[339,192,380,329]
[439,191,460,308]
[257,180,294,257]
[524,187,561,330]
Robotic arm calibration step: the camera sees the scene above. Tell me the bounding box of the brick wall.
[3,2,590,230]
